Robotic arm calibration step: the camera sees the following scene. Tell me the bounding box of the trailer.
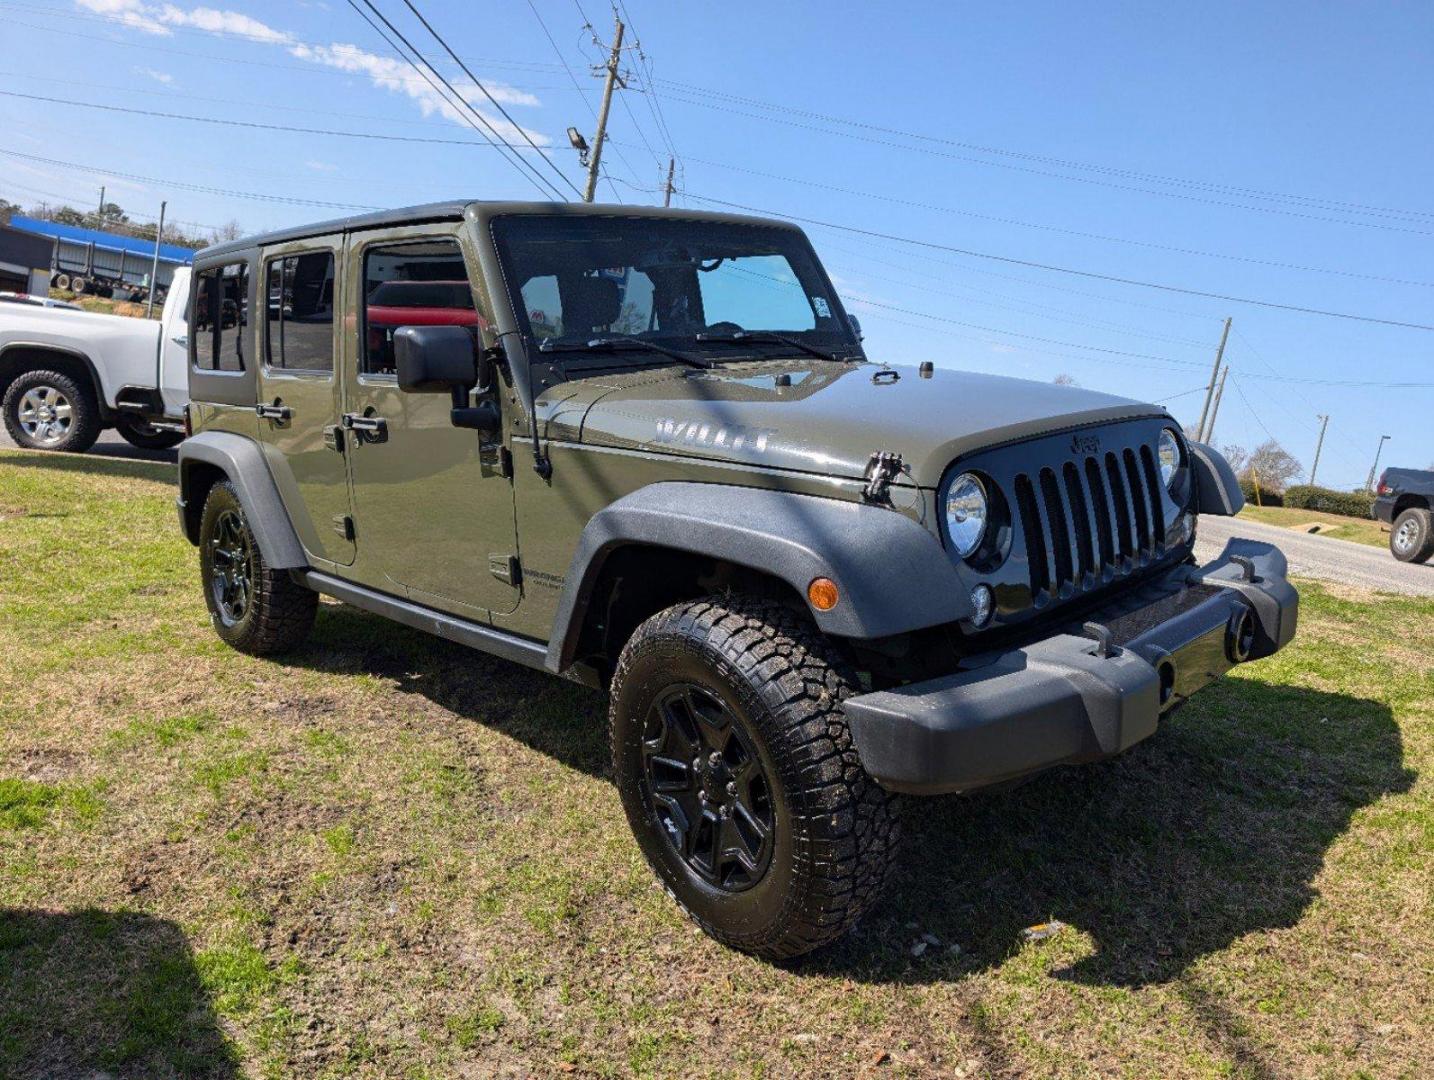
[6,215,197,303]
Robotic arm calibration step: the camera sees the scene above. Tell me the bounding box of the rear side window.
[193,262,249,372]
[361,239,473,376]
[265,252,336,373]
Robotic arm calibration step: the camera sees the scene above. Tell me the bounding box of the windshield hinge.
[862,450,904,504]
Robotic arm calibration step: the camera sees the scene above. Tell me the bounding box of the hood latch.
[863,450,905,504]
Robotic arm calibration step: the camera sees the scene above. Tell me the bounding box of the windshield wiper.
[539,336,713,369]
[694,329,858,364]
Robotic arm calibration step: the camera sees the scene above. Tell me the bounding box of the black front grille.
[1013,442,1169,601]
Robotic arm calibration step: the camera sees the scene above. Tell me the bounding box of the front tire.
[115,414,184,450]
[2,369,100,453]
[198,481,316,655]
[610,595,902,959]
[1390,507,1434,564]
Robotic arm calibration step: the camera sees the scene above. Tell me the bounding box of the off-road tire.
[2,369,101,453]
[1390,507,1434,564]
[610,595,902,960]
[115,414,185,450]
[198,480,316,655]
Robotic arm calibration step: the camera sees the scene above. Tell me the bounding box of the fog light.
[807,577,840,611]
[969,584,994,627]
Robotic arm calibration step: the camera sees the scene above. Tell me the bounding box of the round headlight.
[1158,428,1181,489]
[945,472,989,557]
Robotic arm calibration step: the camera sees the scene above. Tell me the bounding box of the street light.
[1365,434,1391,493]
[566,126,590,166]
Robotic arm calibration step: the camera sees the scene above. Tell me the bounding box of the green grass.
[1239,503,1389,548]
[1,447,1431,1078]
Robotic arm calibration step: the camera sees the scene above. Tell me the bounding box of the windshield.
[490,214,858,363]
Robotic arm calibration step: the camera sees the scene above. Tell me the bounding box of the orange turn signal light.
[807,577,840,611]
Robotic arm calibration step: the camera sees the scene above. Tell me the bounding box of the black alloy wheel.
[208,508,255,627]
[641,683,775,892]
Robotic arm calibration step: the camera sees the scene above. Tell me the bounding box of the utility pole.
[1309,413,1329,488]
[581,14,624,203]
[1365,434,1391,493]
[662,157,675,207]
[146,200,165,318]
[95,186,105,228]
[1205,365,1229,444]
[1196,316,1232,442]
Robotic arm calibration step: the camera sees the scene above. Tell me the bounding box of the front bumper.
[846,539,1298,795]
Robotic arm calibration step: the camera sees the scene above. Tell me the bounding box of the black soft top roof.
[198,200,797,261]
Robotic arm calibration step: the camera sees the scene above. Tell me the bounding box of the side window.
[361,239,473,377]
[192,262,249,372]
[265,251,335,373]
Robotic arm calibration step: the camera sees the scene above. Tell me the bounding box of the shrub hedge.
[1283,485,1375,518]
[1239,478,1283,507]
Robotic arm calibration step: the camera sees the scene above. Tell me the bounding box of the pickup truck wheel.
[1390,507,1434,564]
[610,595,902,959]
[115,414,184,450]
[198,481,317,655]
[2,370,100,453]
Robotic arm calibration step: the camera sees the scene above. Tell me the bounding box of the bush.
[1284,485,1374,518]
[1239,477,1282,507]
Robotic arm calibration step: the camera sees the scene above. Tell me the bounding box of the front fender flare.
[177,432,306,568]
[545,482,971,673]
[1189,441,1245,516]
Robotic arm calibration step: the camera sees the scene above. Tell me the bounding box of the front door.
[256,237,355,566]
[340,225,519,617]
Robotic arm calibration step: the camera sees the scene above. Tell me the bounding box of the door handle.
[341,412,388,443]
[255,402,292,422]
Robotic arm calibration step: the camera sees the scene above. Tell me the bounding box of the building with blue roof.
[5,214,197,297]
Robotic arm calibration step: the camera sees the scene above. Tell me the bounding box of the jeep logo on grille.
[1070,433,1101,456]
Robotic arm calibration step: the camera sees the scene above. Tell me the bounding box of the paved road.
[0,427,177,464]
[1195,514,1434,597]
[4,431,1430,597]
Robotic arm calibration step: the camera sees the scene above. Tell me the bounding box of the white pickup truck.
[0,267,190,452]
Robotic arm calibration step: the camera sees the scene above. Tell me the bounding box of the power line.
[0,148,380,211]
[342,0,565,200]
[396,0,581,198]
[669,151,1434,287]
[679,192,1434,332]
[0,87,523,148]
[649,78,1434,232]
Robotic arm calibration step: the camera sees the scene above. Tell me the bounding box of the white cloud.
[76,0,171,36]
[134,66,174,84]
[288,41,547,145]
[74,2,547,144]
[156,5,295,45]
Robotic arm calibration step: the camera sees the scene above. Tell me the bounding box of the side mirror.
[847,313,864,341]
[395,325,478,394]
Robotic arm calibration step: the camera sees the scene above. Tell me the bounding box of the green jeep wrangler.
[177,201,1297,959]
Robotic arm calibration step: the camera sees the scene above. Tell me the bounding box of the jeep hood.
[538,360,1165,487]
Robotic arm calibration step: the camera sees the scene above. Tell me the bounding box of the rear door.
[339,223,520,617]
[256,236,355,566]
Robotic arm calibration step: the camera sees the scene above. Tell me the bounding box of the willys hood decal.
[536,360,1165,487]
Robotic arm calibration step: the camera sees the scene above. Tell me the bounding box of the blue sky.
[2,1,1430,488]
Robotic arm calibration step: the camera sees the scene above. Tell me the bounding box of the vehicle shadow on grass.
[290,608,1411,993]
[0,447,175,484]
[298,603,612,777]
[807,679,1412,989]
[0,908,239,1079]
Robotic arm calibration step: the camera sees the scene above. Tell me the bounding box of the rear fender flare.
[545,482,971,673]
[177,431,306,568]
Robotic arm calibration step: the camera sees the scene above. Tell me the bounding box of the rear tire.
[115,414,184,450]
[2,369,101,453]
[1390,507,1434,564]
[198,481,317,655]
[610,595,902,960]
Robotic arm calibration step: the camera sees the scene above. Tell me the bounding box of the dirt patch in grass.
[1239,504,1390,548]
[2,449,1432,1078]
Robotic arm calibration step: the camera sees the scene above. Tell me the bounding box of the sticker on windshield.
[811,296,831,317]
